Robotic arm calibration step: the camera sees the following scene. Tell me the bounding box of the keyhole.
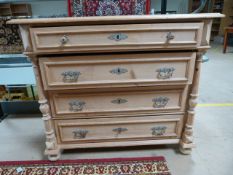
[117,68,121,73]
[116,34,120,40]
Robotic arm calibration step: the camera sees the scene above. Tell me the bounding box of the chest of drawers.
[9,13,224,161]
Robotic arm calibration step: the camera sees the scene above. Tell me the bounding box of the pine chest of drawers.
[9,13,224,161]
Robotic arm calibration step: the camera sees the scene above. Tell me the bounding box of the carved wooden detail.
[180,52,204,154]
[30,58,60,161]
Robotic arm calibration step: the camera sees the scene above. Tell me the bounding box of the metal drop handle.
[73,129,88,139]
[61,71,81,83]
[151,126,167,136]
[152,97,169,108]
[166,32,175,41]
[156,67,175,79]
[60,35,69,45]
[69,100,85,111]
[112,127,128,134]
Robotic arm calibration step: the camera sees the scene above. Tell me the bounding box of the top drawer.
[30,23,204,53]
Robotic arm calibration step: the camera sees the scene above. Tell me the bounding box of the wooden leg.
[179,146,192,155]
[223,30,228,53]
[39,99,61,161]
[31,58,60,161]
[48,154,61,161]
[179,52,203,154]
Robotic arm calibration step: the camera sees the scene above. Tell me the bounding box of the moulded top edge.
[7,13,225,26]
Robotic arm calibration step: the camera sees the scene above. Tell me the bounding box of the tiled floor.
[0,44,233,175]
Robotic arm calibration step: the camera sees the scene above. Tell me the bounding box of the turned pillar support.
[30,57,60,161]
[180,51,205,154]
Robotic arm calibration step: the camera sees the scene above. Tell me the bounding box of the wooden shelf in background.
[11,4,32,16]
[209,0,225,37]
[0,3,31,16]
[0,3,11,16]
[0,4,10,8]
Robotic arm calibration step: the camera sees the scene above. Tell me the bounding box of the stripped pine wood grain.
[11,14,224,160]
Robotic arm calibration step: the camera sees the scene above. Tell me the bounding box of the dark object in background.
[1,101,40,115]
[229,33,233,46]
[0,85,39,122]
[0,101,40,122]
[161,0,167,14]
[223,27,233,53]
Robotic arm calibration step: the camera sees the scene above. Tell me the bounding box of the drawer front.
[30,23,203,53]
[55,115,183,144]
[50,88,187,118]
[40,52,196,90]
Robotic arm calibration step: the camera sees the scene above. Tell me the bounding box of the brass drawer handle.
[110,67,128,75]
[112,127,128,134]
[166,32,175,41]
[61,71,81,83]
[108,33,128,41]
[151,126,167,136]
[152,97,169,108]
[111,98,128,104]
[156,67,175,79]
[73,129,88,139]
[60,35,69,45]
[69,100,85,111]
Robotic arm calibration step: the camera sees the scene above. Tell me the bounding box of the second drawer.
[50,87,188,118]
[40,52,196,90]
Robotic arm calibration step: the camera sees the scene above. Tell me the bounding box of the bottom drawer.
[55,114,183,144]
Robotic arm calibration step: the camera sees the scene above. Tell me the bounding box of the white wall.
[29,1,67,16]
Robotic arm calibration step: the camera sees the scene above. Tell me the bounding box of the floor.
[0,44,233,175]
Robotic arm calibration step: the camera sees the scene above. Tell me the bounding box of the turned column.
[180,51,204,154]
[30,57,60,161]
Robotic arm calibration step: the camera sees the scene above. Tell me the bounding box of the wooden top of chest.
[8,13,224,26]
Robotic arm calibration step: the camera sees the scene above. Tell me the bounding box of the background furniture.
[0,2,36,121]
[211,0,224,40]
[0,3,31,16]
[189,0,214,13]
[10,13,223,161]
[0,54,38,122]
[188,0,233,40]
[218,0,233,35]
[188,0,226,40]
[223,27,233,53]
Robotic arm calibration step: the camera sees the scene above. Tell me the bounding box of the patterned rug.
[0,17,24,54]
[68,0,150,17]
[0,156,171,175]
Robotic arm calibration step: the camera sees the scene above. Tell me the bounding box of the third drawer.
[49,87,188,118]
[54,114,183,144]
